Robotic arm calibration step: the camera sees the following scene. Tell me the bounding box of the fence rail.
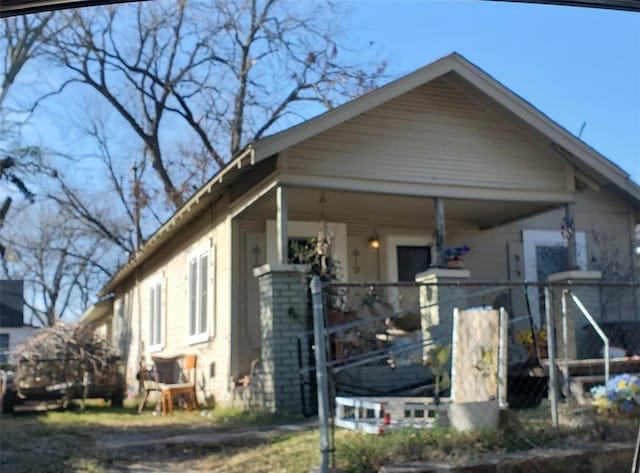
[308,277,640,472]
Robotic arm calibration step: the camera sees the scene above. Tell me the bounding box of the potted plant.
[444,245,470,269]
[424,343,451,406]
[515,327,548,359]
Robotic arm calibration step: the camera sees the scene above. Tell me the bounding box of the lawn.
[1,402,638,473]
[0,402,324,473]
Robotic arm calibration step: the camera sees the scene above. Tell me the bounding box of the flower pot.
[525,344,548,359]
[445,259,464,269]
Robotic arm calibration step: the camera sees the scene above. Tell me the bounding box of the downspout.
[629,211,639,317]
[135,267,143,367]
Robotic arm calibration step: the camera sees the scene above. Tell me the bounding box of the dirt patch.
[0,408,315,473]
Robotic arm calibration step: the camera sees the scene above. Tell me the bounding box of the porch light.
[369,234,380,249]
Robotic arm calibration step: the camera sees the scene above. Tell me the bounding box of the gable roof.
[99,52,640,296]
[253,52,640,203]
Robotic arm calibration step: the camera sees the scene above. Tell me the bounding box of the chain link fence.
[305,278,640,470]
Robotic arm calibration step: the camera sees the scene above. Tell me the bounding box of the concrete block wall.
[416,269,471,349]
[254,264,310,413]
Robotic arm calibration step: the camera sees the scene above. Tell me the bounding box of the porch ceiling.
[239,187,560,230]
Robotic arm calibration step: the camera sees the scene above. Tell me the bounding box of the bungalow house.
[86,53,640,412]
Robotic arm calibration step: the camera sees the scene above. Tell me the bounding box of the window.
[522,229,587,325]
[0,334,9,363]
[149,279,163,351]
[115,300,125,352]
[188,248,210,343]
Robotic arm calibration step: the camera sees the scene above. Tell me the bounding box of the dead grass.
[0,401,307,472]
[1,402,638,473]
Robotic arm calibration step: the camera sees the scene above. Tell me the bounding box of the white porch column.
[276,186,288,264]
[434,197,446,267]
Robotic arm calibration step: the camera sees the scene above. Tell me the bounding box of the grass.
[1,401,638,473]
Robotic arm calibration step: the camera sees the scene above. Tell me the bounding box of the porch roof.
[253,53,640,206]
[98,53,640,297]
[240,187,562,231]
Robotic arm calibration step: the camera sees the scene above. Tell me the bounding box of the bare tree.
[1,12,55,106]
[0,1,385,312]
[589,229,637,319]
[1,13,57,226]
[43,0,385,211]
[1,202,111,326]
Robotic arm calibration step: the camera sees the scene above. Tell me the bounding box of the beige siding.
[287,78,570,193]
[112,197,236,405]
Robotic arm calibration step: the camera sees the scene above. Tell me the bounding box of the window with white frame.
[148,278,163,351]
[188,246,210,343]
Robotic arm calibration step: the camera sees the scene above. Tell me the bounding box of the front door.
[523,230,586,325]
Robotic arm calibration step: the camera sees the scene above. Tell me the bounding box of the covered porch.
[229,183,590,409]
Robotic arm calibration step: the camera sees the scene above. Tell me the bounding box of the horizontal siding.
[113,199,235,405]
[287,78,568,192]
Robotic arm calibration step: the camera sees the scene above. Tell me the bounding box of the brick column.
[548,270,602,359]
[253,263,310,413]
[415,268,470,351]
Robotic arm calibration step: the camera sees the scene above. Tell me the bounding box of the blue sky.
[344,0,640,184]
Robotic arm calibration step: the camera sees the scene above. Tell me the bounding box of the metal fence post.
[560,290,570,398]
[545,286,559,428]
[498,307,508,409]
[311,276,330,473]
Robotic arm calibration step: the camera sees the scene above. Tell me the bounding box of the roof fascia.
[79,296,114,325]
[448,56,640,203]
[99,147,254,296]
[254,52,640,205]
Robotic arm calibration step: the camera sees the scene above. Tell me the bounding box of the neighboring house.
[87,53,640,411]
[0,280,38,363]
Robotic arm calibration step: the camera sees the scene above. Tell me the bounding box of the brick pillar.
[548,270,602,359]
[415,268,471,352]
[253,263,310,413]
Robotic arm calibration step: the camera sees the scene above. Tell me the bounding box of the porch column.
[416,268,470,356]
[276,186,288,264]
[253,263,310,413]
[548,270,602,359]
[564,204,578,269]
[434,197,446,267]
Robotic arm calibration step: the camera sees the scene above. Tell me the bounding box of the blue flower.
[592,373,640,415]
[621,400,635,413]
[444,245,470,259]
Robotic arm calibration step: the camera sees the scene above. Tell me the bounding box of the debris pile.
[13,323,119,392]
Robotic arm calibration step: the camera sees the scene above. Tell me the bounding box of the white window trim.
[187,244,211,345]
[266,220,348,281]
[385,235,433,283]
[522,229,587,326]
[147,272,164,353]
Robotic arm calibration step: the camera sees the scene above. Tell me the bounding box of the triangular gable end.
[283,75,571,198]
[253,53,640,207]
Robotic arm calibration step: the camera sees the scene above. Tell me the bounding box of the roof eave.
[99,146,255,296]
[254,52,640,206]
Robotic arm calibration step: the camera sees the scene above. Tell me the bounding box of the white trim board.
[266,220,348,282]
